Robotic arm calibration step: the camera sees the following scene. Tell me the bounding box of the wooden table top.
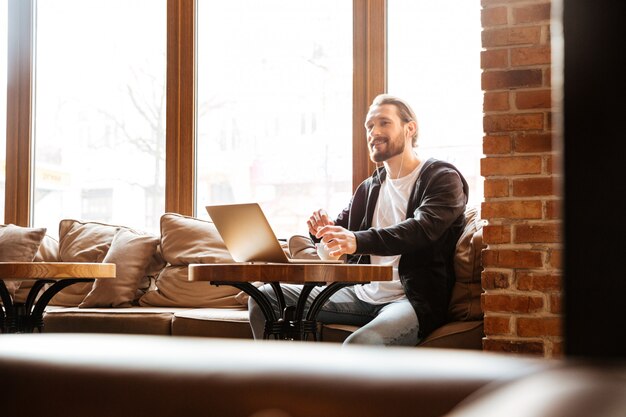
[188,263,392,284]
[0,262,116,280]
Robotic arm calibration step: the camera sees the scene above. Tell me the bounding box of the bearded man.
[248,94,468,345]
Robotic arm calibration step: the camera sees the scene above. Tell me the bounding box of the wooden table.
[0,262,116,333]
[189,263,392,341]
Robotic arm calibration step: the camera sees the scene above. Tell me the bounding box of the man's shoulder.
[422,157,459,171]
[419,158,463,180]
[419,158,469,201]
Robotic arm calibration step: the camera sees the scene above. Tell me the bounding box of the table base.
[213,280,359,341]
[0,278,95,333]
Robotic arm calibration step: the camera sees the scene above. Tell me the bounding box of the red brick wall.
[480,0,562,357]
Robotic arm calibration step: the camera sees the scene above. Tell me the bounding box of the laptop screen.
[206,203,290,263]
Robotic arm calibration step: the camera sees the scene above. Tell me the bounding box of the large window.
[6,1,484,231]
[388,0,483,205]
[32,0,166,235]
[196,0,353,237]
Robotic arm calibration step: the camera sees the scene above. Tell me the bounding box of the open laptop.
[206,203,343,264]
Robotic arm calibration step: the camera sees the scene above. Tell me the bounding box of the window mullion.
[165,0,195,215]
[5,0,34,226]
[353,0,386,190]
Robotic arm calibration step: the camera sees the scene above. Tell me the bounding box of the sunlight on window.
[0,3,7,221]
[33,0,166,236]
[388,0,484,205]
[196,0,353,238]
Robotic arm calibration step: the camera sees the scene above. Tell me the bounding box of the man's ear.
[405,120,417,138]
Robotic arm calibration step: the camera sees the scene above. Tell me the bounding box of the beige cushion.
[418,321,484,349]
[50,219,163,307]
[13,234,60,303]
[0,224,47,297]
[321,321,484,349]
[138,213,240,308]
[49,220,120,306]
[0,224,47,261]
[58,219,119,263]
[171,308,252,338]
[448,206,487,322]
[288,234,319,259]
[43,307,178,335]
[158,212,234,265]
[33,235,60,262]
[80,228,161,308]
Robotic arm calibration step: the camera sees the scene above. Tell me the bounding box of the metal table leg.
[213,280,359,341]
[0,278,94,334]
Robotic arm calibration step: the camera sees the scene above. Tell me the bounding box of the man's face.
[364,104,407,163]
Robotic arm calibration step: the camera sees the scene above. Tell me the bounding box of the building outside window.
[81,188,113,223]
[196,0,353,238]
[32,0,166,236]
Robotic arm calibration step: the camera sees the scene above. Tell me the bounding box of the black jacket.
[333,158,468,338]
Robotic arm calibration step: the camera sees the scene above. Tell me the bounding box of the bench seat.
[43,306,251,338]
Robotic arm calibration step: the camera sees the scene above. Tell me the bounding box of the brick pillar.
[480,0,562,357]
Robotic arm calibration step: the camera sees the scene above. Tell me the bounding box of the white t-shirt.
[354,161,423,304]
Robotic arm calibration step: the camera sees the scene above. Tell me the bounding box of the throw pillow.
[448,205,487,322]
[158,212,234,265]
[0,224,47,297]
[80,228,160,308]
[13,234,60,303]
[288,234,319,260]
[33,234,60,262]
[58,219,120,263]
[138,213,240,308]
[49,219,121,306]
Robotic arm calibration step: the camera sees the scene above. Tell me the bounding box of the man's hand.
[315,225,357,257]
[307,209,334,236]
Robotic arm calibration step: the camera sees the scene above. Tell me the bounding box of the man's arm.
[311,195,359,257]
[308,194,355,243]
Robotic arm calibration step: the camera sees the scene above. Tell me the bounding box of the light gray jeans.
[248,284,420,346]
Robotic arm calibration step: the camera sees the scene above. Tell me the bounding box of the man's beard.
[369,135,405,163]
